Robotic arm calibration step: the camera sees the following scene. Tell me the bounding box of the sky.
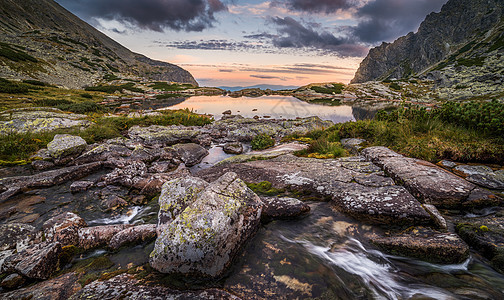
[54,0,448,87]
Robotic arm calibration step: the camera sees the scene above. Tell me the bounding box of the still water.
[154,95,377,122]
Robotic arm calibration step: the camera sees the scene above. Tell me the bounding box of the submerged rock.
[369,228,469,264]
[362,147,500,208]
[69,273,240,299]
[172,143,209,167]
[43,212,87,247]
[150,172,263,278]
[47,134,87,159]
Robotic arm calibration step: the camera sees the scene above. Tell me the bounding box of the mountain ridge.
[351,0,504,87]
[0,0,197,88]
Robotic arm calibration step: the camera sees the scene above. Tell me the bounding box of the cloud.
[271,0,354,14]
[219,69,235,72]
[353,0,447,43]
[269,16,368,57]
[55,0,227,32]
[159,39,262,51]
[250,74,288,80]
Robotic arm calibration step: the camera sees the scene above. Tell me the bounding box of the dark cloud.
[271,0,353,14]
[250,74,287,80]
[55,0,227,32]
[243,33,277,40]
[269,17,368,57]
[353,0,447,43]
[161,39,260,51]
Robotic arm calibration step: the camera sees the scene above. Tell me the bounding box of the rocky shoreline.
[0,112,503,298]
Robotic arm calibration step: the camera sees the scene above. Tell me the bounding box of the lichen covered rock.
[223,141,243,154]
[43,212,87,247]
[1,272,81,300]
[109,224,157,250]
[150,172,263,278]
[47,134,87,159]
[2,242,62,279]
[78,224,131,250]
[0,223,36,251]
[261,197,310,221]
[172,143,209,167]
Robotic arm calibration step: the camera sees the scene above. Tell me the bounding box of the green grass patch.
[0,131,55,161]
[389,82,401,90]
[85,82,143,93]
[0,42,38,63]
[0,78,31,94]
[311,83,344,94]
[246,181,285,196]
[456,57,485,67]
[251,134,275,150]
[103,74,120,81]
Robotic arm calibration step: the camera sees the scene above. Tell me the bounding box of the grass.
[0,42,38,63]
[85,82,143,93]
[310,83,344,94]
[0,109,212,163]
[155,94,184,99]
[0,78,33,94]
[251,134,275,150]
[289,102,504,164]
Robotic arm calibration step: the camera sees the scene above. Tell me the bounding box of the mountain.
[351,0,504,94]
[218,84,298,91]
[0,0,197,88]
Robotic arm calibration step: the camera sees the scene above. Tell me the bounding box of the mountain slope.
[0,0,197,88]
[351,0,504,87]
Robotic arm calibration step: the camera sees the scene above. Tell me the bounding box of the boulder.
[150,172,263,278]
[43,212,87,247]
[128,125,204,147]
[102,161,147,187]
[47,134,87,159]
[0,223,36,251]
[223,141,243,154]
[172,143,209,167]
[68,273,240,299]
[157,176,209,235]
[369,228,469,264]
[78,225,131,250]
[2,242,62,279]
[0,272,81,300]
[109,224,157,250]
[340,138,366,154]
[362,146,500,208]
[261,197,310,221]
[0,273,25,289]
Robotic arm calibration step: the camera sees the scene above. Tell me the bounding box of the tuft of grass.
[311,83,344,94]
[251,134,275,150]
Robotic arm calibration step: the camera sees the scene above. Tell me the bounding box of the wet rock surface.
[261,197,310,221]
[369,227,469,264]
[172,143,209,167]
[78,224,131,250]
[3,242,62,279]
[198,154,430,225]
[0,272,81,300]
[69,274,240,300]
[42,212,87,247]
[150,172,263,278]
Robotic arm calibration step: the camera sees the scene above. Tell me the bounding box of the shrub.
[311,83,344,94]
[0,78,30,94]
[251,134,275,150]
[389,82,401,90]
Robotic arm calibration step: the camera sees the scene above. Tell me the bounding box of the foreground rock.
[78,224,130,250]
[43,212,87,247]
[0,162,104,202]
[198,155,431,225]
[261,197,310,221]
[0,223,36,251]
[1,272,81,300]
[455,209,504,273]
[150,172,263,278]
[108,224,157,250]
[369,227,469,264]
[453,164,504,190]
[47,134,87,159]
[223,141,244,154]
[362,147,500,208]
[69,274,240,299]
[2,242,61,279]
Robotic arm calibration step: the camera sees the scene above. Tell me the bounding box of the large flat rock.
[198,155,431,225]
[362,147,500,208]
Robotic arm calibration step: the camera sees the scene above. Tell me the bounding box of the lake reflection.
[160,95,361,123]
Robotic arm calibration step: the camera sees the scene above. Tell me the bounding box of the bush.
[34,99,103,114]
[389,82,401,90]
[251,134,275,150]
[0,78,30,94]
[0,43,38,62]
[311,83,344,94]
[80,93,93,99]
